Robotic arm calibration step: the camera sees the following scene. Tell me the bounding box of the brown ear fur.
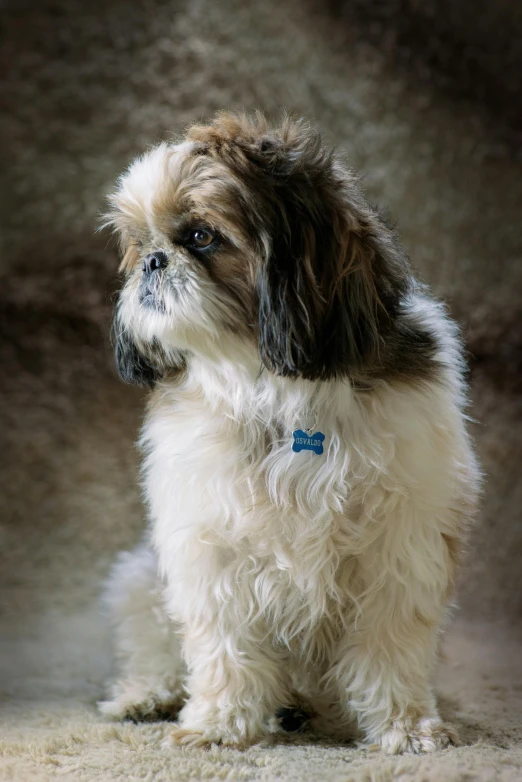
[188,112,411,380]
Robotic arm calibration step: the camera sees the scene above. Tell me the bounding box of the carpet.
[1,614,521,781]
[1,0,521,779]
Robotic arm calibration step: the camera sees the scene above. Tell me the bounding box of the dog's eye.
[188,228,216,249]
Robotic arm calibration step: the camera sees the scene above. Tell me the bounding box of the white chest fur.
[140,357,471,648]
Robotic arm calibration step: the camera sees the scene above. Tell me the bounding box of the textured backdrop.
[1,1,521,780]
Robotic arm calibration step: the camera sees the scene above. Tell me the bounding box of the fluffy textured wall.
[1,1,521,780]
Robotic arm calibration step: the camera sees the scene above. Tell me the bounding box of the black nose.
[142,251,168,275]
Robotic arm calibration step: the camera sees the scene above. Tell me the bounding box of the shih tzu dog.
[99,112,480,754]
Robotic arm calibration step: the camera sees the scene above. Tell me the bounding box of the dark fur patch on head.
[188,111,438,383]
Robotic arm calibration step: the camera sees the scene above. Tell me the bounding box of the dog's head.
[106,111,414,387]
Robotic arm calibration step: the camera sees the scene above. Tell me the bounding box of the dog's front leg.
[328,524,459,754]
[167,560,291,748]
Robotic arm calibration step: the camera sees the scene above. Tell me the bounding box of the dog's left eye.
[187,228,216,249]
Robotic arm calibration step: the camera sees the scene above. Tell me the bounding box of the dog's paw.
[373,717,458,755]
[166,708,274,750]
[168,726,241,749]
[168,695,274,749]
[167,724,269,750]
[98,681,185,723]
[168,726,218,749]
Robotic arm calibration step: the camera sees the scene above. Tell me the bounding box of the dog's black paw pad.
[276,706,311,733]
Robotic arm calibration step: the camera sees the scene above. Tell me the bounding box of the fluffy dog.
[99,112,480,753]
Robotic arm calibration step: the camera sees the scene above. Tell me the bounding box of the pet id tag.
[292,430,326,456]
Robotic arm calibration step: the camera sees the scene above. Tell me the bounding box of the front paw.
[168,723,271,750]
[374,717,458,754]
[168,726,239,749]
[167,699,272,749]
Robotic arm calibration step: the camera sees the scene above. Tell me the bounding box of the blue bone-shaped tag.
[292,430,326,455]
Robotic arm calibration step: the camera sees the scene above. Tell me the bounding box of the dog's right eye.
[187,228,216,250]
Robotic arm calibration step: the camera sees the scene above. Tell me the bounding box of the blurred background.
[1,0,521,703]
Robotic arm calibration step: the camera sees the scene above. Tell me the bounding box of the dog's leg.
[170,626,290,748]
[328,514,460,754]
[98,543,186,721]
[164,559,291,749]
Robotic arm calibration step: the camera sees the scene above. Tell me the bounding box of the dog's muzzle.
[139,251,168,309]
[142,251,168,275]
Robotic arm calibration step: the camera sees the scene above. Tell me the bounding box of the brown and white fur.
[98,112,480,754]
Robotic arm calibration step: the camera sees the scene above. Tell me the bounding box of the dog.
[99,111,480,754]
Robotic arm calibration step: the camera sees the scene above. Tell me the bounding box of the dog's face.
[107,112,411,387]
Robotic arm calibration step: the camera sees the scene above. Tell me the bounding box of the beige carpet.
[1,0,521,779]
[1,616,521,781]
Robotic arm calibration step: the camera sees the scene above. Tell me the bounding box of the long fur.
[99,112,480,754]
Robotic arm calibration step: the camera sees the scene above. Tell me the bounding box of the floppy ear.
[187,111,409,380]
[111,318,160,388]
[254,134,408,380]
